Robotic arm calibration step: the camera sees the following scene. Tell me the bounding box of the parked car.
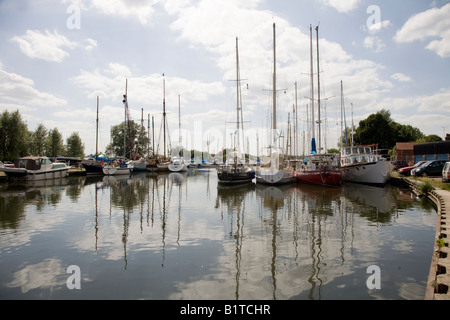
[392,160,408,171]
[399,161,427,176]
[443,162,450,182]
[414,160,447,177]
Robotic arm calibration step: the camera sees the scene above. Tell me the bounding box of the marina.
[0,169,438,300]
[1,1,450,304]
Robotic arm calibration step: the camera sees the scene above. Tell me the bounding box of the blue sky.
[1,0,450,157]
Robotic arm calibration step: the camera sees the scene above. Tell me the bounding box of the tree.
[46,128,65,156]
[0,110,29,161]
[416,134,443,143]
[353,109,395,149]
[30,123,47,156]
[106,121,149,159]
[66,132,85,157]
[352,109,425,150]
[395,124,425,143]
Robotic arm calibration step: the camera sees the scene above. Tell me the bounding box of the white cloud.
[368,20,392,34]
[363,36,386,53]
[71,63,225,108]
[320,0,361,13]
[0,62,67,107]
[10,29,97,62]
[394,3,450,58]
[390,73,412,83]
[415,87,450,113]
[86,0,160,25]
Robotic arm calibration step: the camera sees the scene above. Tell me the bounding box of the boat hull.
[103,166,133,175]
[4,167,69,181]
[82,161,104,175]
[132,163,148,172]
[341,161,393,186]
[156,163,170,171]
[296,169,342,186]
[217,167,255,184]
[168,164,188,172]
[255,169,295,185]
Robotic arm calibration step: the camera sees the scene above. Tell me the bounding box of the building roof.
[396,142,418,151]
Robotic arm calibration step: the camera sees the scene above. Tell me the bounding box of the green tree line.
[0,110,85,162]
[339,109,442,150]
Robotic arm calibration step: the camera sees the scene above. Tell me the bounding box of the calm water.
[0,169,437,300]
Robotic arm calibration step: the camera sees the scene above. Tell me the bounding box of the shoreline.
[391,175,450,300]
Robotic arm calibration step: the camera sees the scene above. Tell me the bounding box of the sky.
[1,0,450,158]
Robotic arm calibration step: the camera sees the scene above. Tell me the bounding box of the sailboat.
[296,25,342,187]
[217,37,255,184]
[169,95,188,172]
[82,96,106,175]
[103,81,134,175]
[150,74,171,172]
[255,23,295,185]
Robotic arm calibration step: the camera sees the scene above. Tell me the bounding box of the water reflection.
[0,171,437,300]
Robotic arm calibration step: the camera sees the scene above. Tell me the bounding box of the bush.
[419,181,435,195]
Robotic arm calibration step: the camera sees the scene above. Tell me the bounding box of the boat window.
[359,147,365,154]
[365,147,371,153]
[40,158,52,165]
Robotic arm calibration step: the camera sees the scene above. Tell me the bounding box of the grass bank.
[391,172,450,192]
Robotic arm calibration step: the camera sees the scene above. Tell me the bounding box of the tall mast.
[162,73,166,158]
[96,96,99,159]
[123,79,127,159]
[236,37,241,150]
[310,25,316,154]
[294,82,298,158]
[147,113,150,157]
[272,23,277,134]
[178,94,181,146]
[316,25,321,153]
[152,115,155,157]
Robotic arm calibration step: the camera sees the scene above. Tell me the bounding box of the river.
[0,168,437,300]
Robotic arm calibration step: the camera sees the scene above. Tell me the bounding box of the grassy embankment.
[391,172,450,192]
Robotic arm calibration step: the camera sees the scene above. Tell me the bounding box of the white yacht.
[255,23,295,186]
[168,156,188,172]
[340,145,394,186]
[103,160,133,175]
[2,156,69,181]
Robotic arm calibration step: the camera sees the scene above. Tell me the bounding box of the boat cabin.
[341,146,380,167]
[14,156,65,170]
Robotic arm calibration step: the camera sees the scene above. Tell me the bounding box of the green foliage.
[46,128,65,156]
[349,109,425,150]
[416,134,443,143]
[65,132,85,157]
[30,123,47,156]
[106,121,150,159]
[419,180,435,195]
[0,110,29,161]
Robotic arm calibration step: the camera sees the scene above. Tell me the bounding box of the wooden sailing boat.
[295,25,342,186]
[147,74,171,172]
[157,74,171,171]
[82,96,106,175]
[103,81,134,175]
[217,37,255,184]
[255,23,295,185]
[169,95,188,172]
